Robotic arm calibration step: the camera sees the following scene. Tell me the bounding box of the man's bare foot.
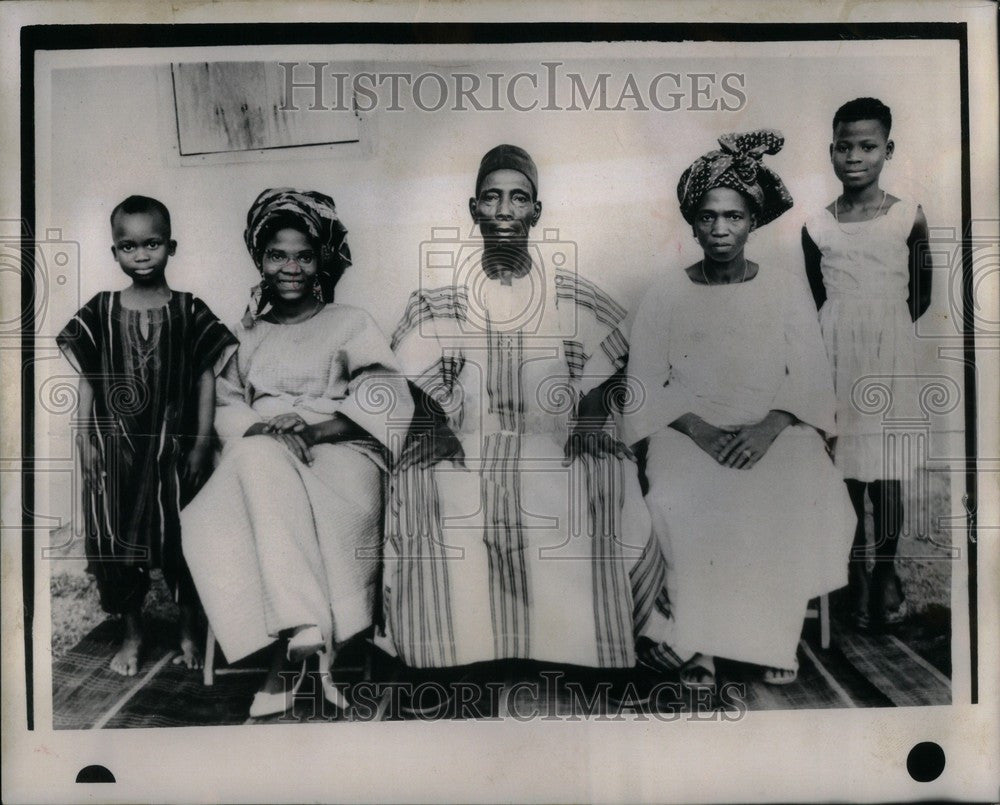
[172,605,203,670]
[679,653,716,690]
[109,612,143,677]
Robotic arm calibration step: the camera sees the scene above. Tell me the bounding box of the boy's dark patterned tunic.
[57,291,236,594]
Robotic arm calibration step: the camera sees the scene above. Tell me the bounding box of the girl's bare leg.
[870,479,906,624]
[845,479,871,628]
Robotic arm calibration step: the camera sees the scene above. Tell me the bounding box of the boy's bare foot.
[173,636,203,670]
[109,612,143,677]
[172,605,203,670]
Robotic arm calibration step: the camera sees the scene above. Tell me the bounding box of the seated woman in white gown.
[624,131,855,688]
[182,188,412,717]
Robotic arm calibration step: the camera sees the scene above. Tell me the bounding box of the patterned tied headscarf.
[242,188,352,327]
[677,130,793,227]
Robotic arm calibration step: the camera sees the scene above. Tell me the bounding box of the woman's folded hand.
[271,431,314,465]
[242,418,314,464]
[242,421,269,437]
[689,420,738,464]
[716,410,795,469]
[263,412,308,434]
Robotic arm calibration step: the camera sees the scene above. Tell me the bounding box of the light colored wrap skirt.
[182,436,381,663]
[645,424,855,669]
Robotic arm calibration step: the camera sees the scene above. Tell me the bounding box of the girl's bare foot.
[110,611,143,677]
[871,566,908,627]
[172,605,203,670]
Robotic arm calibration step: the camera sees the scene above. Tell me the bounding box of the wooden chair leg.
[203,625,216,686]
[364,638,374,682]
[820,593,831,649]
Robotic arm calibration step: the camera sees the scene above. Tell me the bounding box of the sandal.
[287,625,324,662]
[249,658,308,718]
[317,635,348,711]
[762,662,798,686]
[679,654,716,691]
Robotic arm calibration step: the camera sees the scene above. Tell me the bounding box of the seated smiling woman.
[181,188,412,718]
[625,132,855,689]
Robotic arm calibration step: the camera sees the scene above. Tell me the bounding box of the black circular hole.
[76,764,115,783]
[906,741,945,782]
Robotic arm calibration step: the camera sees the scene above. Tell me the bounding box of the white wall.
[37,42,966,523]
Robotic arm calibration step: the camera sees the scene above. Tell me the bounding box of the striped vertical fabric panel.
[385,458,458,667]
[482,433,530,659]
[582,451,633,667]
[56,292,236,599]
[562,339,586,380]
[387,273,662,669]
[629,537,671,636]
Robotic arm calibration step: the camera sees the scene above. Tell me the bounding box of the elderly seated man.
[383,144,676,682]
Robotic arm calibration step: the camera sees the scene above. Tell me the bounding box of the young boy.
[57,195,236,675]
[802,98,932,629]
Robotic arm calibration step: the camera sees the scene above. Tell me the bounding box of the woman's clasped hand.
[677,412,791,469]
[244,412,314,464]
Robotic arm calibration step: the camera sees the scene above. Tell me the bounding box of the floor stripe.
[374,687,393,722]
[838,630,949,708]
[799,640,856,709]
[91,651,177,729]
[745,680,786,710]
[498,680,516,718]
[887,635,952,689]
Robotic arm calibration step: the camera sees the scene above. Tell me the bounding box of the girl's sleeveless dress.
[804,200,922,482]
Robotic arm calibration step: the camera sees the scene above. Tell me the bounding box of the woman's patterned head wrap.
[677,130,793,227]
[242,188,352,326]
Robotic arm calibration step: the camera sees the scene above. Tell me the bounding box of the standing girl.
[802,98,932,630]
[57,195,236,676]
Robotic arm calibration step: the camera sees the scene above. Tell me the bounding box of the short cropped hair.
[110,195,172,237]
[833,97,892,137]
